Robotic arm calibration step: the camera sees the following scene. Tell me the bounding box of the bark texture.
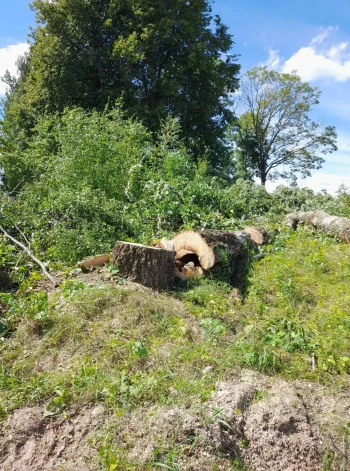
[112,242,176,291]
[286,211,350,243]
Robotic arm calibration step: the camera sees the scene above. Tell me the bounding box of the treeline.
[0,0,346,280]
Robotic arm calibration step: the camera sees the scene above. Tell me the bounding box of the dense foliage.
[0,107,349,288]
[2,0,239,168]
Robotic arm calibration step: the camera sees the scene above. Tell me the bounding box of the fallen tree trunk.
[113,228,269,291]
[286,211,350,243]
[112,242,176,291]
[172,229,254,287]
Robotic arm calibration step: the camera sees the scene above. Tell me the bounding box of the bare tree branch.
[0,227,58,286]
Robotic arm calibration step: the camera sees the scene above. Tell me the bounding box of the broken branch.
[0,227,58,286]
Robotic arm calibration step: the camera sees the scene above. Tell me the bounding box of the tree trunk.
[286,211,350,243]
[243,226,270,246]
[112,241,176,291]
[172,229,255,287]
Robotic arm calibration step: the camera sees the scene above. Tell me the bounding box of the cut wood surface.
[173,229,253,287]
[183,262,204,278]
[77,254,110,269]
[112,241,176,291]
[174,268,187,281]
[173,230,215,270]
[243,226,269,246]
[173,230,251,270]
[175,248,196,260]
[156,238,174,251]
[286,211,350,243]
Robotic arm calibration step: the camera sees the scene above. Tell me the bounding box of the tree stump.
[112,242,176,291]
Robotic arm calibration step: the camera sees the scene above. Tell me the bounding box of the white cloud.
[310,26,336,45]
[0,43,29,95]
[265,48,281,69]
[282,44,350,82]
[263,26,350,83]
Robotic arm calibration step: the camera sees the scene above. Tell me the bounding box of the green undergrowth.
[233,226,350,381]
[0,225,349,467]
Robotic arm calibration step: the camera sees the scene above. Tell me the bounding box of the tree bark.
[112,241,176,291]
[286,211,350,243]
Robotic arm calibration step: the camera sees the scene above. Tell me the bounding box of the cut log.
[173,230,251,270]
[77,254,110,269]
[172,229,253,286]
[112,242,176,291]
[243,226,269,246]
[286,211,350,243]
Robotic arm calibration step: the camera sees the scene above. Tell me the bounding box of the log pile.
[111,226,268,291]
[76,210,350,291]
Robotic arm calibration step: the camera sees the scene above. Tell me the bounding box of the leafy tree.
[232,67,337,185]
[3,0,240,169]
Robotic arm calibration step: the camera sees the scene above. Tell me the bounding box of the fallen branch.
[286,211,350,243]
[0,227,58,286]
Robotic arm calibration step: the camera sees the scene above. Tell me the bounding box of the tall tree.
[233,67,337,185]
[3,0,240,168]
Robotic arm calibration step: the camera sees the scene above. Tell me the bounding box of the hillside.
[1,225,349,470]
[0,3,349,469]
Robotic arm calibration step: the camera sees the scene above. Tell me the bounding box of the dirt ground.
[1,371,349,471]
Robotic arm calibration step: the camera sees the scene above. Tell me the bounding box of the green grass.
[231,226,350,382]
[0,225,349,466]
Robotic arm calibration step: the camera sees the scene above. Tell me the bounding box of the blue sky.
[1,0,350,193]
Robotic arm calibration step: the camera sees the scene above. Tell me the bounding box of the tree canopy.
[2,0,240,169]
[232,67,337,185]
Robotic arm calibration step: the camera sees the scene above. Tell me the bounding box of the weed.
[231,458,251,470]
[200,317,226,342]
[208,406,233,430]
[131,339,149,358]
[59,279,85,297]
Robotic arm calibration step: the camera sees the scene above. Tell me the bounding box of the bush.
[1,106,350,267]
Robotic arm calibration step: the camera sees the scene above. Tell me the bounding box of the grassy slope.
[0,225,349,468]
